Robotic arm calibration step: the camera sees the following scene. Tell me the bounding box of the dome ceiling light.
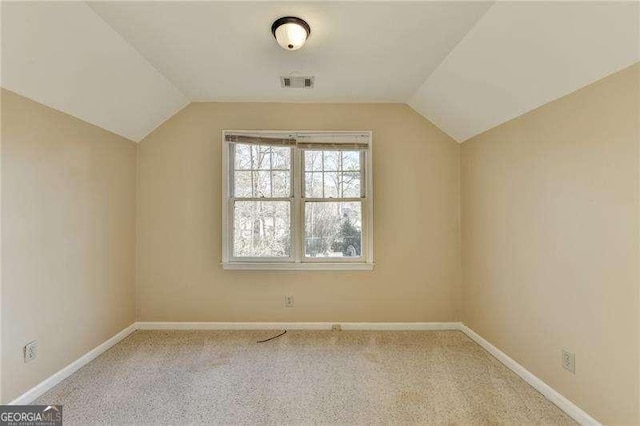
[271,16,311,51]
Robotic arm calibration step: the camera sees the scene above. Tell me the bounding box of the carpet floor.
[35,330,575,425]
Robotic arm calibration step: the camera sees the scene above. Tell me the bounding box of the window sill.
[221,262,375,271]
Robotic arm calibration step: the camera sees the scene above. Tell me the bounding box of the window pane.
[305,172,323,198]
[234,171,253,197]
[341,172,361,198]
[272,171,290,197]
[254,170,272,197]
[272,146,291,170]
[323,151,340,171]
[342,151,360,171]
[305,202,362,258]
[323,172,340,198]
[233,201,290,257]
[234,144,253,170]
[252,145,272,169]
[305,151,323,171]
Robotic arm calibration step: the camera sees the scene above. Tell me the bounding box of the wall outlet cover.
[562,349,575,374]
[285,295,294,308]
[24,340,38,363]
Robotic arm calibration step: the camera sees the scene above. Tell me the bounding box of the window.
[222,131,373,270]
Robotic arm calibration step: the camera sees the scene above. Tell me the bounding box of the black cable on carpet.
[257,330,287,343]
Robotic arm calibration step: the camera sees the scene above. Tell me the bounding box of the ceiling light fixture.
[271,16,310,51]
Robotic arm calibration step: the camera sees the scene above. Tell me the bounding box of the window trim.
[221,130,374,271]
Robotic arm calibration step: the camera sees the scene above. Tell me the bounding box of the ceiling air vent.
[281,76,314,89]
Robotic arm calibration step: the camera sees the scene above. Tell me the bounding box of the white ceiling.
[87,1,492,103]
[1,1,638,143]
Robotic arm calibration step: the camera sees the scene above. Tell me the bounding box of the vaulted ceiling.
[2,1,638,142]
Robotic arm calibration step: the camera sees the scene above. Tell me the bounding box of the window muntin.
[223,132,373,268]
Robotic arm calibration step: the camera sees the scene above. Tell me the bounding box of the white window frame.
[222,130,374,271]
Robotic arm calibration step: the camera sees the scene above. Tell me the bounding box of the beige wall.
[461,64,640,424]
[137,103,460,322]
[1,90,137,403]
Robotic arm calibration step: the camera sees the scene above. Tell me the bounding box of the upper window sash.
[301,149,366,199]
[229,143,293,199]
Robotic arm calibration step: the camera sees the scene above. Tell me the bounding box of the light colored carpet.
[35,330,574,425]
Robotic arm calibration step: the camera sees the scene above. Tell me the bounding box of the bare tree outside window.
[305,202,362,257]
[234,201,290,257]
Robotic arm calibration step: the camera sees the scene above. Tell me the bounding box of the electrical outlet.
[562,349,575,374]
[285,295,294,308]
[331,324,342,331]
[24,340,38,363]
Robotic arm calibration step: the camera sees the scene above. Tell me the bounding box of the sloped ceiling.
[1,1,638,143]
[409,1,640,142]
[0,1,189,142]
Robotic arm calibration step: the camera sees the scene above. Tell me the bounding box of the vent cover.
[281,76,314,89]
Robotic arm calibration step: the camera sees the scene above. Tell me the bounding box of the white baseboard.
[8,323,137,405]
[135,321,462,331]
[458,324,600,426]
[341,322,460,330]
